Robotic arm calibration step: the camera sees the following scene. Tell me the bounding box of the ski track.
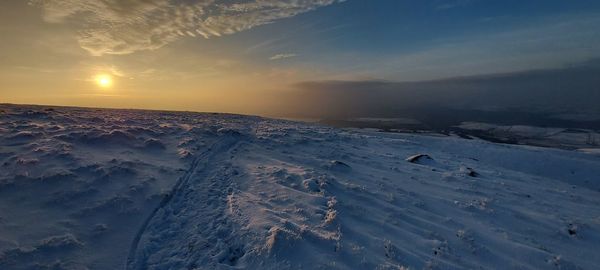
[126,135,240,269]
[126,134,245,270]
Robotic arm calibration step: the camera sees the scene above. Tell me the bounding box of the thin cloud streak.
[269,53,297,60]
[435,0,474,10]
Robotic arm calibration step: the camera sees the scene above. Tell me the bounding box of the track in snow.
[126,134,245,270]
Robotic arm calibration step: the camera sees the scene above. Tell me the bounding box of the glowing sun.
[95,74,113,88]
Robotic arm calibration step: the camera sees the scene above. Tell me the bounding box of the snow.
[1,104,600,269]
[457,121,600,150]
[578,148,600,156]
[352,118,421,125]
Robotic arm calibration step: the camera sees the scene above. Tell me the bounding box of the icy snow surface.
[1,104,600,270]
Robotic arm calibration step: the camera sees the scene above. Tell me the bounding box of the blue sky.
[228,0,600,80]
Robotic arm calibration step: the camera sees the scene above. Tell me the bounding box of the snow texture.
[1,104,600,269]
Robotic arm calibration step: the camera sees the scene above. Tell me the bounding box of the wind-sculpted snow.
[1,104,600,269]
[0,104,255,269]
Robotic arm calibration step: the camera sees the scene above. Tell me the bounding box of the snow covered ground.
[1,104,600,270]
[457,122,600,151]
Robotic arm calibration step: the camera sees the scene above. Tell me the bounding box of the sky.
[1,0,600,116]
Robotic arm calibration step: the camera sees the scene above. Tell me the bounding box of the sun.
[95,74,113,88]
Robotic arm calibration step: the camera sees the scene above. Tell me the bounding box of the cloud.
[280,62,600,119]
[269,53,297,60]
[30,0,344,56]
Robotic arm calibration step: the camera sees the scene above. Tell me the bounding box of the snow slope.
[1,104,600,269]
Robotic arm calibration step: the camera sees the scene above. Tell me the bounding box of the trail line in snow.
[125,135,242,270]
